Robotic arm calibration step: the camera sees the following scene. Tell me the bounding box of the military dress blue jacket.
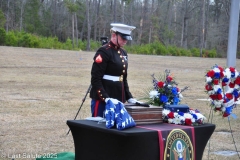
[90,41,133,103]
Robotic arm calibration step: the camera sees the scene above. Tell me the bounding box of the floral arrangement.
[162,108,205,125]
[146,69,187,106]
[205,64,240,117]
[141,69,205,126]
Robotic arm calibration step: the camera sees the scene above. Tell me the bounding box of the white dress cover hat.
[110,23,136,40]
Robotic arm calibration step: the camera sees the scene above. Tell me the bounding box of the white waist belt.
[103,75,123,81]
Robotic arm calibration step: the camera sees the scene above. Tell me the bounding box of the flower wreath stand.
[205,65,240,159]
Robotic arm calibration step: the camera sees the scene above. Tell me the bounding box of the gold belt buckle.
[119,75,123,82]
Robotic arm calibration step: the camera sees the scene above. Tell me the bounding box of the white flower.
[213,67,220,73]
[234,71,239,78]
[213,85,221,92]
[224,68,231,79]
[168,118,173,123]
[178,93,183,99]
[213,100,222,108]
[234,84,239,89]
[184,113,192,119]
[206,77,212,83]
[149,90,159,99]
[162,109,170,116]
[174,115,182,124]
[195,113,206,120]
[221,107,226,112]
[191,117,196,123]
[175,115,185,124]
[225,88,234,93]
[208,90,215,95]
[173,112,178,118]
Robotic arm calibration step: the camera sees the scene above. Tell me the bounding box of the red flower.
[235,77,240,85]
[229,82,235,88]
[157,81,164,88]
[217,94,223,100]
[167,76,173,82]
[185,118,192,125]
[210,94,217,100]
[220,72,224,78]
[167,112,175,118]
[229,67,235,72]
[222,82,227,86]
[218,66,224,72]
[207,70,215,78]
[205,84,212,91]
[225,93,233,100]
[223,112,230,117]
[213,79,219,85]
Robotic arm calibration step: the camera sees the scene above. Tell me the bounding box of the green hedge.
[0,28,217,57]
[0,28,6,45]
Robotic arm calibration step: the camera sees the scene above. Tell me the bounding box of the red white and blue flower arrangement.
[205,64,239,118]
[144,69,205,126]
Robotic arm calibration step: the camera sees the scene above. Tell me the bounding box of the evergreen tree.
[0,10,6,28]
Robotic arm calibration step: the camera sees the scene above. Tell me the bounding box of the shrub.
[138,44,151,54]
[90,40,101,51]
[179,48,191,57]
[17,32,40,48]
[63,38,72,50]
[18,32,31,47]
[78,40,87,51]
[207,49,217,58]
[190,48,200,57]
[0,28,6,45]
[5,31,18,46]
[167,46,178,56]
[39,36,61,49]
[150,41,167,55]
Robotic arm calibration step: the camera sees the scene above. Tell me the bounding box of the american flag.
[105,99,136,130]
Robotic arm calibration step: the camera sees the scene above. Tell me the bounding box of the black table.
[67,120,215,160]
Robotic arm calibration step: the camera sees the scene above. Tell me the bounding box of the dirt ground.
[0,46,240,160]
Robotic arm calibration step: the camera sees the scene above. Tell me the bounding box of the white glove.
[127,98,143,104]
[105,98,120,105]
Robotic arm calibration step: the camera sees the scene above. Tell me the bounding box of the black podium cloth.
[67,120,215,160]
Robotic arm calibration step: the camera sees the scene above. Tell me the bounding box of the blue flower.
[216,88,222,94]
[233,89,239,97]
[222,77,229,83]
[225,106,233,115]
[160,94,168,103]
[171,87,178,95]
[178,111,184,116]
[214,72,221,79]
[173,97,180,105]
[191,113,197,119]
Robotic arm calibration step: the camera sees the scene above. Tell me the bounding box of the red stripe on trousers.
[93,100,100,117]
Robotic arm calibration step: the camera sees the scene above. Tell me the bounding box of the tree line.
[0,0,239,57]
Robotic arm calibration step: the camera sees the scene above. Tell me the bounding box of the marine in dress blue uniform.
[90,23,138,117]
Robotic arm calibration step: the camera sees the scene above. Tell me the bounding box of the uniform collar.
[109,41,120,50]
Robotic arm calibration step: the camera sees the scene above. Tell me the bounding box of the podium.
[67,120,215,160]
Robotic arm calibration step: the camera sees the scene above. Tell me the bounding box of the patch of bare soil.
[0,46,240,160]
